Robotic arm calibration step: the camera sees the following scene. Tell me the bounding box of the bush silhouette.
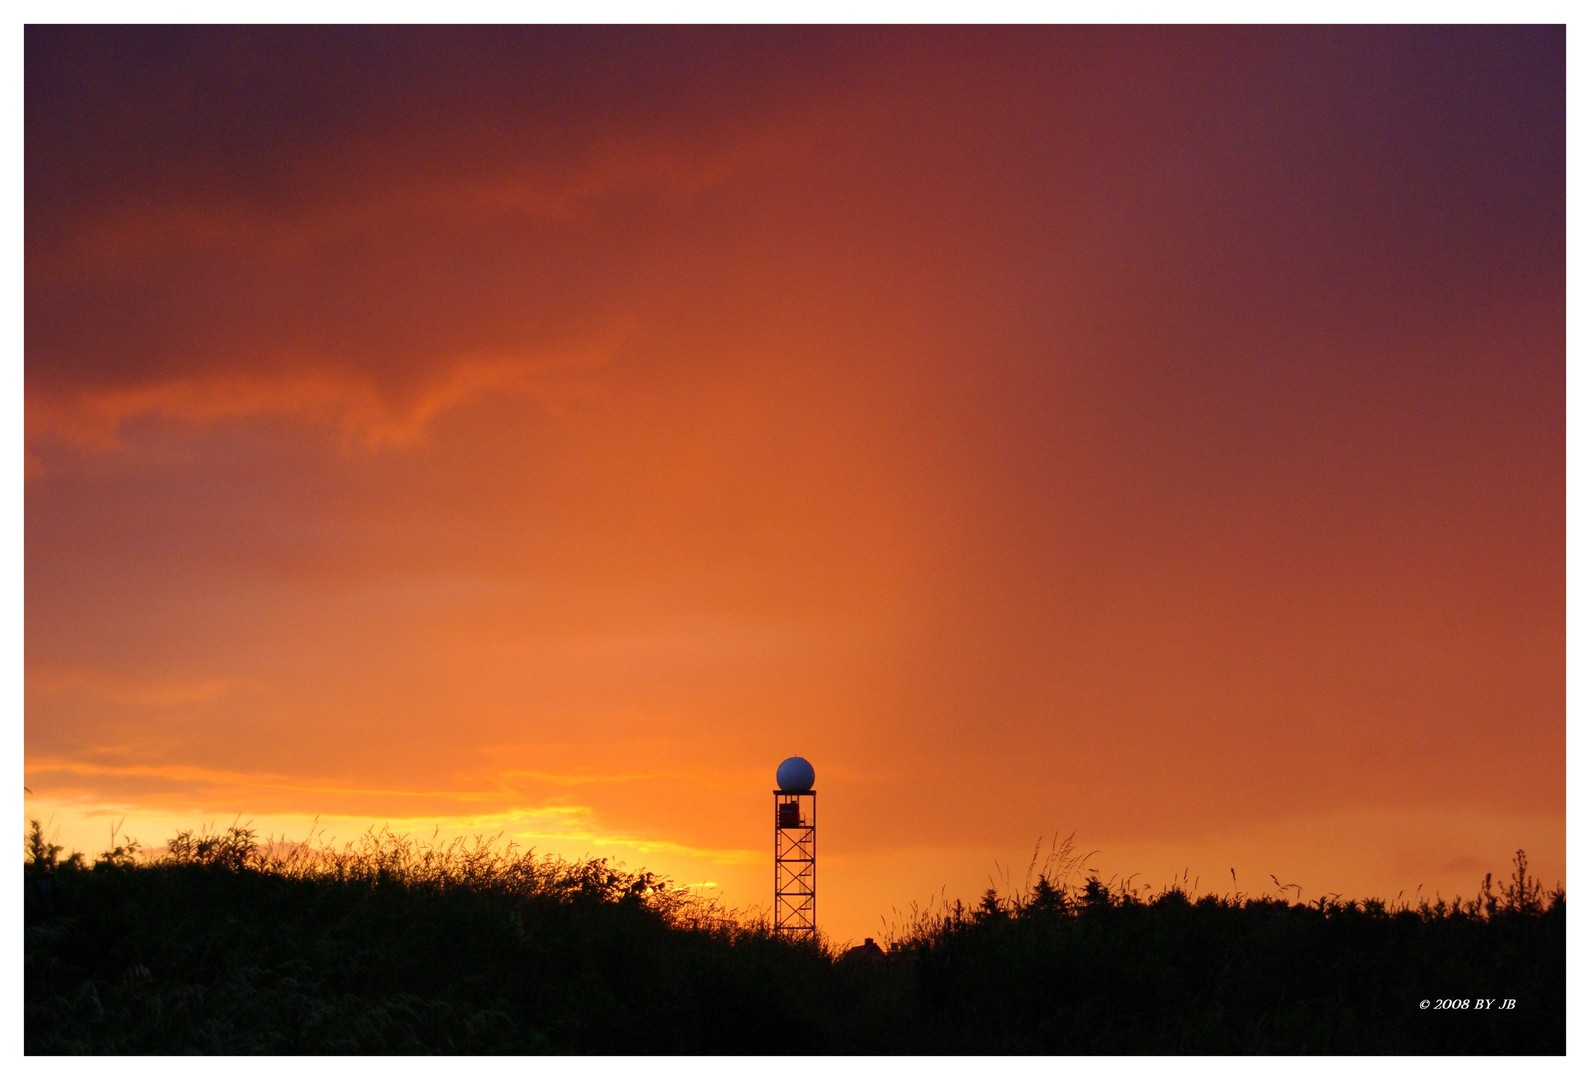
[24,822,1564,1053]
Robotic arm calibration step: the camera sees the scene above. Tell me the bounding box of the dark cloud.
[25,25,881,426]
[26,26,1563,448]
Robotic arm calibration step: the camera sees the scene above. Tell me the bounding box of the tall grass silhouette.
[25,821,1563,1053]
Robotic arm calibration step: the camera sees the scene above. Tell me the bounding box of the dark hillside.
[887,872,1563,1053]
[24,824,1563,1054]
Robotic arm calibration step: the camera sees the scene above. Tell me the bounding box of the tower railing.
[773,790,816,938]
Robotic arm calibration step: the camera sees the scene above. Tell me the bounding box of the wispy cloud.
[32,116,824,281]
[26,345,615,454]
[23,755,486,803]
[22,756,764,867]
[28,668,260,708]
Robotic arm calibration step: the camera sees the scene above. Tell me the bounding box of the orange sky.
[24,26,1564,944]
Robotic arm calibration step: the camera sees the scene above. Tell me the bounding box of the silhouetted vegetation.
[25,823,1563,1053]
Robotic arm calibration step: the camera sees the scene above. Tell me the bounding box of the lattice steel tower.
[773,756,816,939]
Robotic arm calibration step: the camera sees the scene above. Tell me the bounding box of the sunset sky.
[23,24,1564,944]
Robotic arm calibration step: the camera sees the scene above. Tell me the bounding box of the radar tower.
[773,756,816,939]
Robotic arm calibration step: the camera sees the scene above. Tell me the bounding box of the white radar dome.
[776,756,816,793]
